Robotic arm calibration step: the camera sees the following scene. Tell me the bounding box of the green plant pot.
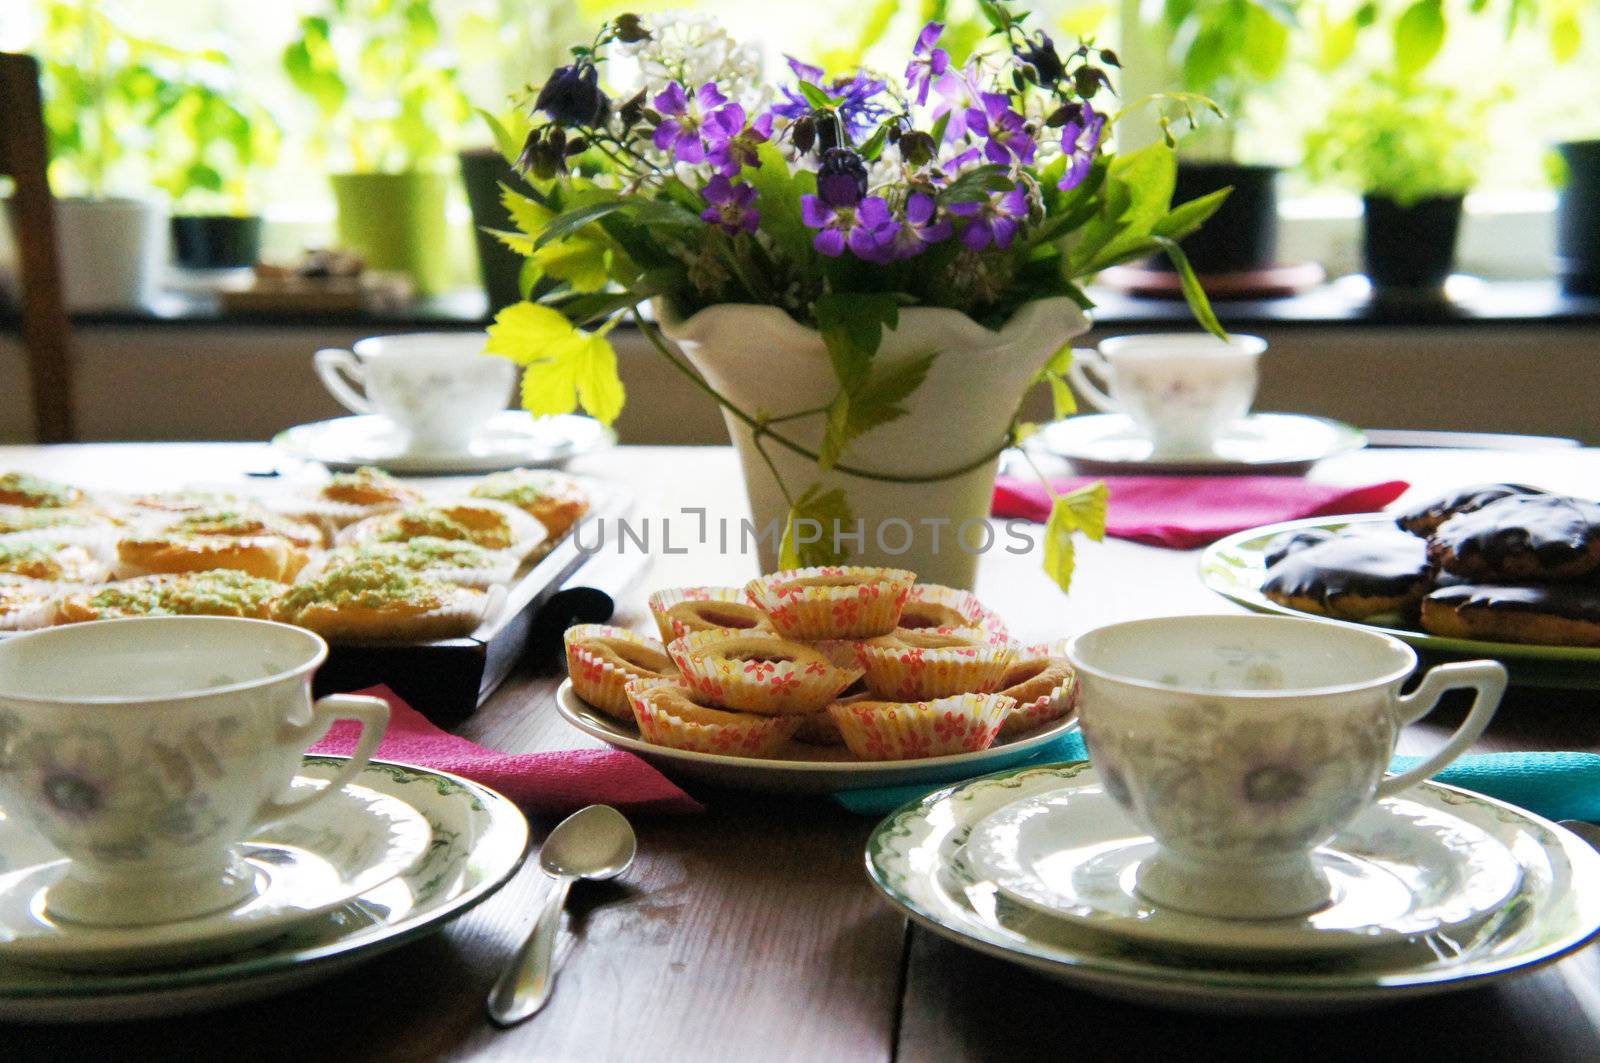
[459,149,535,316]
[330,171,451,296]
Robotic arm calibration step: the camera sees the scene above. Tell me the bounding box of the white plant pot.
[52,197,167,311]
[660,297,1090,588]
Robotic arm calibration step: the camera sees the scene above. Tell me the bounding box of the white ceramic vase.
[660,297,1090,587]
[53,197,167,311]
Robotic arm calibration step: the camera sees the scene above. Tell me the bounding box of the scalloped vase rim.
[656,295,1089,348]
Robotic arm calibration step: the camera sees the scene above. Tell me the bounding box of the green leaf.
[1066,140,1177,276]
[1042,481,1109,594]
[1036,342,1078,420]
[814,292,899,392]
[1152,236,1227,341]
[1153,187,1232,243]
[1242,4,1290,80]
[534,199,627,249]
[485,304,625,425]
[798,81,836,109]
[501,184,553,239]
[478,108,525,167]
[744,142,816,268]
[1551,11,1582,63]
[780,484,854,569]
[1394,0,1446,79]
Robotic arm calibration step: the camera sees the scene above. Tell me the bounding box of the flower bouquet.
[484,4,1227,590]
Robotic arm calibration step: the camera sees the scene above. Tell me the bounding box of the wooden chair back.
[0,52,75,443]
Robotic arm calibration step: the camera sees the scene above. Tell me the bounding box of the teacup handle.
[256,694,390,827]
[1065,348,1120,413]
[1376,660,1507,800]
[314,348,373,415]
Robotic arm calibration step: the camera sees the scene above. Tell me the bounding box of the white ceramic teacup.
[314,332,516,455]
[1068,333,1266,456]
[1067,614,1507,920]
[0,617,389,927]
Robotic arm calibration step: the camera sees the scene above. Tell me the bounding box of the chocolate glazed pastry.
[1422,583,1600,646]
[1428,495,1600,581]
[1395,483,1549,537]
[1262,531,1432,620]
[1262,528,1336,567]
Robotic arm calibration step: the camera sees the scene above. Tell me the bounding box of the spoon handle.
[487,873,575,1026]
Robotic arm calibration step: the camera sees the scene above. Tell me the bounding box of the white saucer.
[1037,412,1366,475]
[0,777,432,970]
[960,783,1524,957]
[272,411,614,474]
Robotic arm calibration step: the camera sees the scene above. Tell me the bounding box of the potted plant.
[462,110,545,315]
[1542,3,1600,294]
[282,1,471,295]
[153,67,281,270]
[1148,0,1303,275]
[484,7,1227,590]
[22,1,183,310]
[1304,75,1491,293]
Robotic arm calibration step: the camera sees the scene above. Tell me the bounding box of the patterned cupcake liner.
[996,643,1079,737]
[667,629,863,716]
[899,584,1009,638]
[791,686,867,746]
[565,624,679,722]
[827,692,1015,761]
[647,586,774,644]
[858,629,1017,700]
[626,677,800,758]
[746,566,916,640]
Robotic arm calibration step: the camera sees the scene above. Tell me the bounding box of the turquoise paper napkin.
[833,735,1600,823]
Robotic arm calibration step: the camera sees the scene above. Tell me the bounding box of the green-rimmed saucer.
[0,757,528,1022]
[1200,514,1600,688]
[865,761,1600,1014]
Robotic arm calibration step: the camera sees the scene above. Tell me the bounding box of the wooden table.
[5,443,1600,1062]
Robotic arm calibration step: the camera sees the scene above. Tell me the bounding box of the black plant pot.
[460,149,539,316]
[1362,194,1463,291]
[170,214,262,269]
[1556,139,1600,296]
[1148,162,1280,274]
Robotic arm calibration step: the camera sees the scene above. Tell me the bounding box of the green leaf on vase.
[485,304,625,425]
[780,484,854,569]
[1043,481,1108,593]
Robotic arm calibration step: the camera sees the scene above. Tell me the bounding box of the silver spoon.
[487,804,636,1027]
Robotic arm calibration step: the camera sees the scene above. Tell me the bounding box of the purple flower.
[535,62,609,127]
[931,61,982,141]
[966,93,1036,166]
[701,175,760,234]
[949,186,1029,251]
[652,82,733,165]
[706,111,773,176]
[1058,103,1106,192]
[816,147,869,208]
[771,57,891,143]
[905,22,950,107]
[802,193,900,262]
[884,193,953,260]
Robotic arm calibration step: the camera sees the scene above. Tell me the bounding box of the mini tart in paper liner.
[996,642,1079,737]
[0,535,109,583]
[0,471,88,509]
[565,624,680,722]
[303,536,518,589]
[0,576,59,630]
[338,498,547,561]
[791,682,868,746]
[826,692,1016,761]
[470,470,590,540]
[273,560,495,642]
[898,583,1008,637]
[271,467,426,533]
[114,534,310,582]
[667,630,863,716]
[0,505,117,546]
[745,566,916,640]
[648,586,773,643]
[857,628,1017,700]
[150,507,327,550]
[57,570,286,624]
[625,677,800,758]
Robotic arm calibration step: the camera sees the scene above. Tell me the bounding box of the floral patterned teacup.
[314,332,516,455]
[1068,615,1506,920]
[1067,333,1266,456]
[0,617,388,927]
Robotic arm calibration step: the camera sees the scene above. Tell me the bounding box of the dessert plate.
[556,679,1078,795]
[1200,514,1600,686]
[866,761,1600,1014]
[0,757,528,1022]
[1038,412,1365,476]
[0,778,433,969]
[959,782,1523,958]
[272,411,614,474]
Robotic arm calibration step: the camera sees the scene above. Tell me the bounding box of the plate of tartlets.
[557,568,1080,793]
[1200,484,1600,685]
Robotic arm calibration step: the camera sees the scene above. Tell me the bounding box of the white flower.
[613,11,764,107]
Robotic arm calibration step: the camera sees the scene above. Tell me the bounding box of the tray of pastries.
[0,467,628,716]
[1201,483,1600,687]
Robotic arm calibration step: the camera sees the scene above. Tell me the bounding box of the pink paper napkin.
[992,476,1411,550]
[311,685,704,816]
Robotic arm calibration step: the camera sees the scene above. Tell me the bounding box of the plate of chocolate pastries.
[1200,483,1600,683]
